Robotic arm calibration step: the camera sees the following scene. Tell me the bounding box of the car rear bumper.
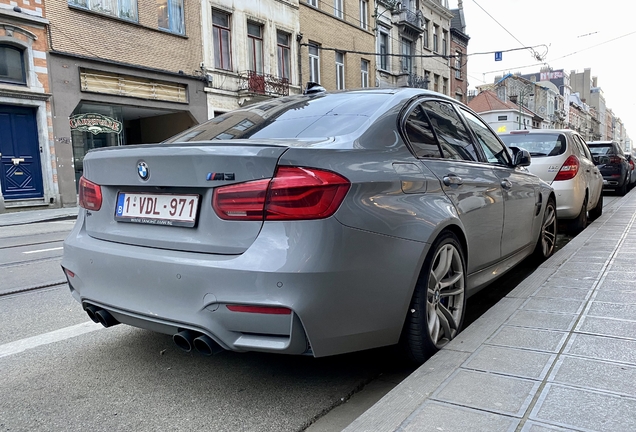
[551,180,586,219]
[62,212,427,357]
[599,166,627,188]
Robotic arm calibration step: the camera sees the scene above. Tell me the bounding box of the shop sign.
[70,113,123,135]
[540,71,564,81]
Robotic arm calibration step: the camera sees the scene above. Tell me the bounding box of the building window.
[0,45,26,85]
[422,19,429,49]
[433,25,439,52]
[379,30,389,71]
[443,78,448,95]
[361,59,369,88]
[307,0,317,6]
[69,0,138,21]
[334,0,343,19]
[442,30,448,56]
[454,51,462,79]
[498,115,508,121]
[157,0,184,34]
[401,38,412,73]
[277,31,291,80]
[336,51,345,90]
[213,10,232,71]
[433,74,439,92]
[247,22,263,74]
[309,44,320,83]
[359,0,368,30]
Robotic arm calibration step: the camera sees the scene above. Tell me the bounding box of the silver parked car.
[62,88,557,364]
[499,129,603,233]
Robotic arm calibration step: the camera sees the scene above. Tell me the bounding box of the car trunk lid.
[525,156,563,184]
[81,142,289,254]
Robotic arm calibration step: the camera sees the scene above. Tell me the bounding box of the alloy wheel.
[426,243,465,348]
[540,200,558,256]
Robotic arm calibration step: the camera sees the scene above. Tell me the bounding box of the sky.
[451,0,636,136]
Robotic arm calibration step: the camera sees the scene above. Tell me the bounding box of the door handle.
[443,175,463,187]
[12,158,25,166]
[500,179,512,190]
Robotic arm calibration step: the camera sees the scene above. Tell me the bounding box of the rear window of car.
[588,144,613,155]
[499,133,566,157]
[163,93,390,143]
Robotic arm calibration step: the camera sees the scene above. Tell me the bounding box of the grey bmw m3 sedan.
[62,88,557,363]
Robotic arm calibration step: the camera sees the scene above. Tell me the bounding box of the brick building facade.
[46,0,209,206]
[300,0,376,92]
[0,0,58,212]
[449,2,468,103]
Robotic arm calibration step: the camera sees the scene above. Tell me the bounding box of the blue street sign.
[495,52,503,61]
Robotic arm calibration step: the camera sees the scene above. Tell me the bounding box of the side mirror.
[509,146,531,167]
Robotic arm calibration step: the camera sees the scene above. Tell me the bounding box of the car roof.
[499,129,577,135]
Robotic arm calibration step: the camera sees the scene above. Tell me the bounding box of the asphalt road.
[0,196,619,431]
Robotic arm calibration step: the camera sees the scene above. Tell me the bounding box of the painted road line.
[22,247,64,254]
[0,321,102,359]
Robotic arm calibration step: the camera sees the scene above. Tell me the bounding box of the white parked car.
[500,129,603,233]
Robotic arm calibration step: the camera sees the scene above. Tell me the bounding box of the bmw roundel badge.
[137,161,149,180]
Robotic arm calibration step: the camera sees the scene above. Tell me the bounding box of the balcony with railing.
[407,73,429,89]
[395,8,423,37]
[238,71,289,98]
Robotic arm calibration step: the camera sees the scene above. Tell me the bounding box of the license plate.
[115,192,199,227]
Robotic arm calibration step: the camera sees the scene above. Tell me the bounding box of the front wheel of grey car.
[534,197,558,260]
[401,231,466,364]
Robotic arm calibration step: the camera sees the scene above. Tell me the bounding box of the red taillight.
[63,268,75,278]
[212,178,270,220]
[213,166,350,221]
[554,155,580,181]
[629,160,634,170]
[609,156,622,164]
[226,305,292,315]
[78,176,102,211]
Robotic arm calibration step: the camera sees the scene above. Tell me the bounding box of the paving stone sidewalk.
[0,207,78,227]
[346,191,636,432]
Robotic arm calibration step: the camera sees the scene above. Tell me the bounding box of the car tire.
[401,231,466,364]
[617,177,628,196]
[533,197,557,260]
[589,190,603,221]
[567,196,588,235]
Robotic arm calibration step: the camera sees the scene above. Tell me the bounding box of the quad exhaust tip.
[84,305,119,328]
[173,330,224,356]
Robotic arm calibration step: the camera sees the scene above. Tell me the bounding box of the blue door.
[0,105,44,199]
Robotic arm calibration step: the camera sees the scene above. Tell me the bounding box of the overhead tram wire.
[471,0,545,62]
[478,29,636,79]
[300,44,549,69]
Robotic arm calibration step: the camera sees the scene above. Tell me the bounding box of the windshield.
[164,93,390,143]
[499,133,566,157]
[588,145,612,155]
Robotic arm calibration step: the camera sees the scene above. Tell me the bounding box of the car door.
[404,99,505,274]
[458,107,539,257]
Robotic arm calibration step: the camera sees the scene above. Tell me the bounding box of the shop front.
[49,53,208,204]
